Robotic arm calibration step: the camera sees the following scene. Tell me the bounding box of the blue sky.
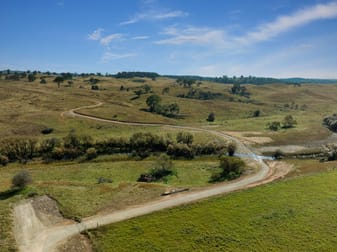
[1,0,337,78]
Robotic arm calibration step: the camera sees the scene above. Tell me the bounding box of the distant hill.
[1,69,337,84]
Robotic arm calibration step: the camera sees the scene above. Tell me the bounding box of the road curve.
[16,102,274,252]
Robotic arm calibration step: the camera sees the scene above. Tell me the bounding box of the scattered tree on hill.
[146,94,161,112]
[28,74,36,82]
[176,78,196,88]
[91,85,99,90]
[267,121,281,131]
[207,112,215,122]
[230,83,250,97]
[53,76,64,88]
[253,110,260,117]
[12,170,32,189]
[162,87,170,95]
[40,78,47,84]
[282,115,297,128]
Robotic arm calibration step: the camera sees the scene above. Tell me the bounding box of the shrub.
[282,115,297,128]
[207,112,215,122]
[12,170,32,188]
[138,154,175,182]
[41,128,54,134]
[211,156,245,182]
[253,110,260,117]
[176,132,193,145]
[267,121,281,131]
[273,149,283,160]
[227,142,237,156]
[97,177,113,184]
[86,148,97,160]
[0,154,9,166]
[167,143,194,159]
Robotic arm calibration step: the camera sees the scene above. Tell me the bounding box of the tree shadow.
[0,187,22,200]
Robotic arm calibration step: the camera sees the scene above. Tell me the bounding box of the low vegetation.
[323,114,337,132]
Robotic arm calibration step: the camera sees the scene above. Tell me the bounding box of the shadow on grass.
[0,187,22,200]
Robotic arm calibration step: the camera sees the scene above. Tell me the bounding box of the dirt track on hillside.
[14,102,292,252]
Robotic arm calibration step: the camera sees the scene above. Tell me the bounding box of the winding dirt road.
[15,102,287,252]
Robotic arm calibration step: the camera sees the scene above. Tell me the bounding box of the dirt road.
[14,102,288,252]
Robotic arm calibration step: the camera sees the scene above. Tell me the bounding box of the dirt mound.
[56,234,92,252]
[32,195,64,227]
[14,195,92,252]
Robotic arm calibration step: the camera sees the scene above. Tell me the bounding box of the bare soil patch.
[224,131,273,145]
[14,195,92,252]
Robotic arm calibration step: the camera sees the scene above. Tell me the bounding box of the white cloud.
[88,28,104,41]
[155,2,337,49]
[101,52,137,63]
[120,10,188,25]
[132,36,149,40]
[237,1,337,45]
[155,26,228,47]
[100,33,123,46]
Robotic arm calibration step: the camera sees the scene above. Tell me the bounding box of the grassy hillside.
[89,161,337,252]
[1,76,336,146]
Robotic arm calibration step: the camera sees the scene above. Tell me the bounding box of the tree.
[211,156,245,182]
[282,115,297,128]
[207,112,215,122]
[27,74,36,82]
[40,78,47,84]
[267,121,281,131]
[162,87,170,95]
[53,76,64,88]
[12,170,32,188]
[146,94,161,112]
[253,110,260,117]
[227,142,237,156]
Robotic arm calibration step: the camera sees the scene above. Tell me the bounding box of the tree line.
[0,131,232,166]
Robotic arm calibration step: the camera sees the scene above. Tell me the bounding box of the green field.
[89,162,337,252]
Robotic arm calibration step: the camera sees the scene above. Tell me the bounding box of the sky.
[1,0,337,78]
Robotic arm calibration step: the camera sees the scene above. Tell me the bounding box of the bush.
[86,147,97,160]
[167,143,194,159]
[12,170,32,188]
[41,128,54,134]
[267,121,281,131]
[176,132,193,145]
[227,142,237,156]
[253,110,260,117]
[282,115,297,128]
[273,149,283,160]
[0,154,9,166]
[207,112,215,122]
[211,156,245,182]
[138,154,175,182]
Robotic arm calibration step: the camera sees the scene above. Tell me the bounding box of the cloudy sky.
[1,0,337,78]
